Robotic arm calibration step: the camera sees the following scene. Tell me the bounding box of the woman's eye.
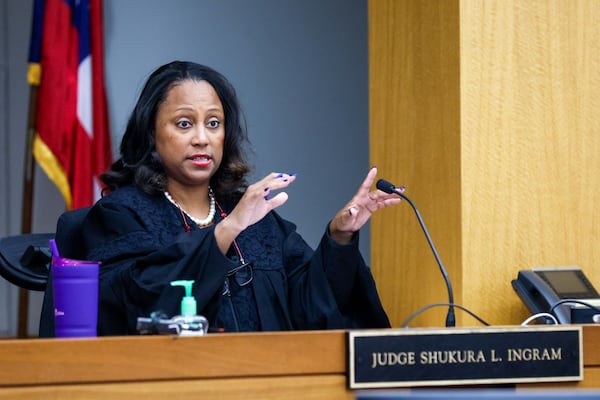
[207,119,221,129]
[177,120,192,129]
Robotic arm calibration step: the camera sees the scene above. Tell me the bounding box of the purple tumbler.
[51,256,100,338]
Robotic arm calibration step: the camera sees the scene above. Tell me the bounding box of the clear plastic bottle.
[170,280,209,336]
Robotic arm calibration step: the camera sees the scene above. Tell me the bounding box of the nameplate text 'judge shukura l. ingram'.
[347,326,582,389]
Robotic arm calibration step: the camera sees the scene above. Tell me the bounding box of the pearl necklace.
[164,188,216,227]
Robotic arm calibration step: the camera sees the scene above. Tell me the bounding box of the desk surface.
[1,325,599,399]
[0,329,346,386]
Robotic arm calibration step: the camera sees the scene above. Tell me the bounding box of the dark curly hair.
[101,61,251,204]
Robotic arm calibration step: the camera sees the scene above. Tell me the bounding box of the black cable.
[550,299,600,314]
[400,303,490,328]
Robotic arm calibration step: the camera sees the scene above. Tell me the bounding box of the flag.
[28,0,112,210]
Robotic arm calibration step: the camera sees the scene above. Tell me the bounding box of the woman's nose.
[191,127,209,145]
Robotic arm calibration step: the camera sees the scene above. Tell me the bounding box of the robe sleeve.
[280,216,390,330]
[83,201,237,335]
[318,227,391,328]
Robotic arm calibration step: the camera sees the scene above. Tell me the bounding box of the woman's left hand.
[328,167,403,244]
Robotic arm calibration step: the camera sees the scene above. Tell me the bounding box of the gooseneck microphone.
[376,179,456,327]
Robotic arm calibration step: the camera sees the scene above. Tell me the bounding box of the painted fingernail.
[264,188,271,200]
[276,173,284,178]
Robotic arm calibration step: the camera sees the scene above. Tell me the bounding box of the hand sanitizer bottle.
[170,280,209,336]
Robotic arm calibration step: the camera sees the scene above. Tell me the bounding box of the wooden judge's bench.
[0,325,599,399]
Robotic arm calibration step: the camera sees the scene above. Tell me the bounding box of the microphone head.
[376,179,396,194]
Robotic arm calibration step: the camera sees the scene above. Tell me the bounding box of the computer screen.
[535,269,598,298]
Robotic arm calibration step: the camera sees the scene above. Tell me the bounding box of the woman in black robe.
[64,61,402,335]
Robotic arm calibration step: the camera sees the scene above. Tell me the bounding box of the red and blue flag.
[28,0,112,210]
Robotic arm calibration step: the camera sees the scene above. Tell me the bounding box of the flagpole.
[18,83,39,338]
[17,0,112,338]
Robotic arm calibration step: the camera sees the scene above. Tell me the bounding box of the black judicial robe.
[80,185,390,335]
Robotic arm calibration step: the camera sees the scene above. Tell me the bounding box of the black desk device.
[512,266,600,324]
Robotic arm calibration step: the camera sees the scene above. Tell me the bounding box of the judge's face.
[155,79,225,189]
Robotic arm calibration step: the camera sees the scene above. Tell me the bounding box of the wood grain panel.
[0,375,352,400]
[369,0,600,327]
[2,327,600,398]
[460,0,600,325]
[0,325,600,400]
[0,330,346,386]
[369,0,462,328]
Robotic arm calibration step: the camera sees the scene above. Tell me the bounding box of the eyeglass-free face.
[155,80,225,192]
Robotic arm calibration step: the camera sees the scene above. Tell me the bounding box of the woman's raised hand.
[328,167,403,244]
[232,172,296,230]
[215,172,296,253]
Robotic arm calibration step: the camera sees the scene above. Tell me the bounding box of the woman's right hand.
[214,172,296,253]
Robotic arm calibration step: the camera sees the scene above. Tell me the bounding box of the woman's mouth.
[189,154,212,167]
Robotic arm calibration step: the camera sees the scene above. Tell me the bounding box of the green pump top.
[170,280,197,317]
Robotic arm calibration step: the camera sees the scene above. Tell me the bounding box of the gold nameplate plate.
[348,326,582,389]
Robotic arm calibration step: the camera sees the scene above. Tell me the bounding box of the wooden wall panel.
[460,0,600,325]
[369,0,600,327]
[369,0,462,327]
